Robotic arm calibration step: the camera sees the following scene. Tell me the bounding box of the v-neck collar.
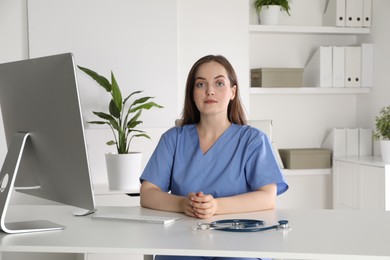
[190,123,235,157]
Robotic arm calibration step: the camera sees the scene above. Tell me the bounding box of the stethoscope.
[192,219,290,232]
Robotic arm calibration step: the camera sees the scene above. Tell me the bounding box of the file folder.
[322,128,347,158]
[332,46,345,88]
[303,46,332,88]
[362,0,372,27]
[345,46,361,87]
[346,0,363,27]
[359,128,372,157]
[361,43,374,88]
[346,128,359,157]
[323,0,346,27]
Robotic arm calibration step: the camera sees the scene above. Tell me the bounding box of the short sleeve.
[139,127,178,192]
[244,129,288,196]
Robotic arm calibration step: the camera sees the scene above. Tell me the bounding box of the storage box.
[251,68,303,88]
[278,148,332,169]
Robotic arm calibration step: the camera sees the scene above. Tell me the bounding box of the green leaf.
[126,110,142,128]
[132,96,153,106]
[109,118,120,132]
[109,99,121,119]
[127,120,143,129]
[92,111,120,131]
[88,121,107,125]
[123,90,143,104]
[111,72,123,112]
[93,111,115,121]
[129,102,163,113]
[106,140,116,146]
[77,66,111,92]
[133,133,151,139]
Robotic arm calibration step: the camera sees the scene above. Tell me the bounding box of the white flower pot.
[259,5,280,25]
[105,152,142,192]
[380,140,390,163]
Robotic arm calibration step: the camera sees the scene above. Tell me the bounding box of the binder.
[332,46,345,88]
[345,0,363,27]
[322,128,347,158]
[346,128,359,157]
[362,0,372,27]
[323,0,346,27]
[303,46,332,88]
[358,128,372,157]
[345,46,361,88]
[361,43,374,88]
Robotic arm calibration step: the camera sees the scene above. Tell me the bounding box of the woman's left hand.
[189,192,218,219]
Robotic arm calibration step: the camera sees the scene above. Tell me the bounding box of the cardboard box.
[251,68,303,88]
[278,148,332,169]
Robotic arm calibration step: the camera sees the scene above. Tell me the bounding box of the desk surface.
[1,205,390,260]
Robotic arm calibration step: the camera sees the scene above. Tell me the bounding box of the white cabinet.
[333,156,390,210]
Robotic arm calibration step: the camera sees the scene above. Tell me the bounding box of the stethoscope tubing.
[193,219,289,232]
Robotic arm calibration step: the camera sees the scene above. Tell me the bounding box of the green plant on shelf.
[78,66,163,154]
[374,105,390,140]
[254,0,292,16]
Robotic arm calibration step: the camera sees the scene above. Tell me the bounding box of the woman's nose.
[206,86,214,95]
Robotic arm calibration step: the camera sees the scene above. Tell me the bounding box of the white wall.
[177,0,250,116]
[0,0,29,165]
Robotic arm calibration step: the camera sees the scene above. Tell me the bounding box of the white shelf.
[250,87,370,95]
[249,25,370,34]
[334,156,388,167]
[283,168,332,176]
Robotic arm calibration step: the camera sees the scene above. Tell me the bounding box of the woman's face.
[193,61,236,119]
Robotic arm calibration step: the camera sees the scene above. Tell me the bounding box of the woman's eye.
[216,81,225,87]
[196,82,205,88]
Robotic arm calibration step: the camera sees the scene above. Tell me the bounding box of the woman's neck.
[197,117,231,142]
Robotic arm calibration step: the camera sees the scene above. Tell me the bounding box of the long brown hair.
[180,55,247,126]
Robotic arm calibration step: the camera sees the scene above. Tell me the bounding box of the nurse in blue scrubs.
[140,55,288,260]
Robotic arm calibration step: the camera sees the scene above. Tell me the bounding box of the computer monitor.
[0,53,95,233]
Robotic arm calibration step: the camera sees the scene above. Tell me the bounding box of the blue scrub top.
[140,123,288,198]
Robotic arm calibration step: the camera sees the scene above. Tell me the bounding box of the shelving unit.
[249,25,371,94]
[249,25,371,35]
[250,87,370,95]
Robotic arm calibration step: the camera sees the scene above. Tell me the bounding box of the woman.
[140,55,288,260]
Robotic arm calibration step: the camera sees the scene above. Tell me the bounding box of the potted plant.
[254,0,291,25]
[78,65,163,191]
[374,105,390,163]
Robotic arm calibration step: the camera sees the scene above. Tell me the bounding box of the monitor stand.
[0,132,65,233]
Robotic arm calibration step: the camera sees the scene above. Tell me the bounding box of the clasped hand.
[184,191,217,219]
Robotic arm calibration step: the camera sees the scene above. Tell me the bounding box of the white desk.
[1,205,390,259]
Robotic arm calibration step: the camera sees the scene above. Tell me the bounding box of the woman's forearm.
[140,181,186,213]
[215,184,277,215]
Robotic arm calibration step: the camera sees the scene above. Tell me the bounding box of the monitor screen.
[0,53,95,233]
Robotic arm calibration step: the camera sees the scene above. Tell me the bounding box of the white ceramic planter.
[380,140,390,163]
[105,152,142,192]
[259,5,280,25]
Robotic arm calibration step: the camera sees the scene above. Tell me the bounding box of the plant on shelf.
[78,66,163,154]
[254,0,292,16]
[374,105,390,163]
[374,105,390,140]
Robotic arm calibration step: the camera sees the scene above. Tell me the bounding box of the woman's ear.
[231,85,237,100]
